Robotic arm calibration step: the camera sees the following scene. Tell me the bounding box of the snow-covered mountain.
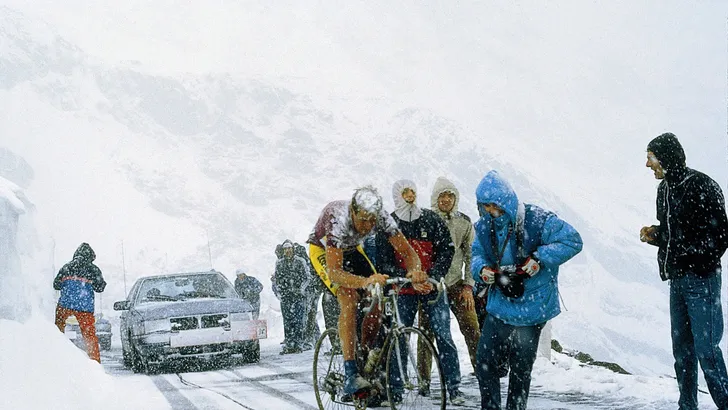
[1,1,727,381]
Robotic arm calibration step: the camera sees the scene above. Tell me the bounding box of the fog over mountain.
[1,1,727,379]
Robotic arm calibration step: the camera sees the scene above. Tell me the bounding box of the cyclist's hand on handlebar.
[365,273,389,288]
[413,281,434,294]
[406,269,428,284]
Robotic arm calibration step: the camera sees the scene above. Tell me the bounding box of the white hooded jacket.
[431,177,475,288]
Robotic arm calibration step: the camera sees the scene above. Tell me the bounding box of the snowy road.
[100,340,688,410]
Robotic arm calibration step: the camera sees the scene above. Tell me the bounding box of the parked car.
[64,314,112,351]
[114,270,267,373]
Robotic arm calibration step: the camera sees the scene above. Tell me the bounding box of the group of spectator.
[50,132,728,410]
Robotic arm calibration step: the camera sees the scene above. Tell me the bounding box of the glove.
[521,256,540,276]
[480,267,496,285]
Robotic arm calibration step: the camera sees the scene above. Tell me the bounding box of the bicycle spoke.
[313,328,350,410]
[386,327,447,410]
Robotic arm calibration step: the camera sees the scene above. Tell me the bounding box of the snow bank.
[0,317,170,410]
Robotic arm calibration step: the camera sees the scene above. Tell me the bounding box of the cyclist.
[307,185,426,396]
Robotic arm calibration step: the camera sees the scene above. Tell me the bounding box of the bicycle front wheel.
[313,328,348,410]
[385,326,446,410]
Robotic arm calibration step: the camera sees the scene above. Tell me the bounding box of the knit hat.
[647,132,686,174]
[281,240,294,249]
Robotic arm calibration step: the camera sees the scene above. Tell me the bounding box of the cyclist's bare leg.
[337,287,361,361]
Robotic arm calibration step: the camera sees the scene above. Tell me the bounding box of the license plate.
[256,323,267,339]
[66,331,77,340]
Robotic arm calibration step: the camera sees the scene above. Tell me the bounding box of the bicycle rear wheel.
[313,328,348,410]
[385,327,446,410]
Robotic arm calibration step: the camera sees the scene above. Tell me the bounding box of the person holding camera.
[471,170,582,410]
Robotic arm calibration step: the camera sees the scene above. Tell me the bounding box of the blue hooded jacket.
[471,171,583,326]
[53,243,106,312]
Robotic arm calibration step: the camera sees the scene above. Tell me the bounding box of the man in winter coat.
[472,170,582,410]
[376,180,465,405]
[416,177,481,374]
[234,269,263,319]
[641,132,728,410]
[298,242,324,350]
[275,239,311,354]
[53,242,106,363]
[275,241,324,350]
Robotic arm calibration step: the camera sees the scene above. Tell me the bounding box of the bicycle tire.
[385,326,447,410]
[313,328,350,410]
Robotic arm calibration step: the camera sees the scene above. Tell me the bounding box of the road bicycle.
[312,277,448,410]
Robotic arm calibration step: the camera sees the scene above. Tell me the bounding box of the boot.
[342,360,371,395]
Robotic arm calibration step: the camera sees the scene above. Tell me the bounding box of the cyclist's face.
[352,208,377,235]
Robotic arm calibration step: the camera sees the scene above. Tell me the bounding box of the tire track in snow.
[175,373,256,409]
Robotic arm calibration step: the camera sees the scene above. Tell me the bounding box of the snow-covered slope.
[1,2,727,379]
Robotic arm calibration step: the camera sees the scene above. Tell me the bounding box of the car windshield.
[136,273,237,304]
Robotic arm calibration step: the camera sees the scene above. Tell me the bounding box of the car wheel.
[122,333,132,367]
[241,340,260,364]
[130,341,147,374]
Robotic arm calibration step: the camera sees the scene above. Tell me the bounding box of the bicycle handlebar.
[361,277,447,314]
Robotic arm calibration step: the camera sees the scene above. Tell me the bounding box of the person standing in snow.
[472,170,582,410]
[274,239,310,354]
[375,180,465,405]
[298,241,325,350]
[641,132,728,410]
[416,177,481,376]
[53,242,106,363]
[234,269,263,319]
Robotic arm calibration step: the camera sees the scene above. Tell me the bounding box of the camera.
[495,265,526,298]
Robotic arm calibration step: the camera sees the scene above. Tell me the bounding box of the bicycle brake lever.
[375,282,382,312]
[440,277,448,305]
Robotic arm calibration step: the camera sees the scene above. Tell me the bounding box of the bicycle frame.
[363,276,447,380]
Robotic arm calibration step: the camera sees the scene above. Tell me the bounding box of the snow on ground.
[0,317,170,410]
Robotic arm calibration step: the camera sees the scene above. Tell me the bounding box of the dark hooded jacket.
[376,180,455,285]
[234,274,263,311]
[647,133,728,280]
[274,241,311,299]
[53,243,106,312]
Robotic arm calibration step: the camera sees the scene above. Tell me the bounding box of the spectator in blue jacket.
[472,171,582,410]
[53,243,106,362]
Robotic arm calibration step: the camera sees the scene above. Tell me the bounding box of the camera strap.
[489,219,513,272]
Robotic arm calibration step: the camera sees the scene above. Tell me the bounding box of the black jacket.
[234,276,263,307]
[376,208,454,281]
[651,167,728,280]
[274,255,310,298]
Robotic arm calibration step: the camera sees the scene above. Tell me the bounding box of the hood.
[73,242,96,263]
[134,298,253,321]
[475,170,519,226]
[430,176,460,216]
[647,132,687,181]
[392,179,421,222]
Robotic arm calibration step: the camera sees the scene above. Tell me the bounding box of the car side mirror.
[113,300,130,311]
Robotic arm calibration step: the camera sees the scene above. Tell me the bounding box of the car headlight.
[143,319,171,335]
